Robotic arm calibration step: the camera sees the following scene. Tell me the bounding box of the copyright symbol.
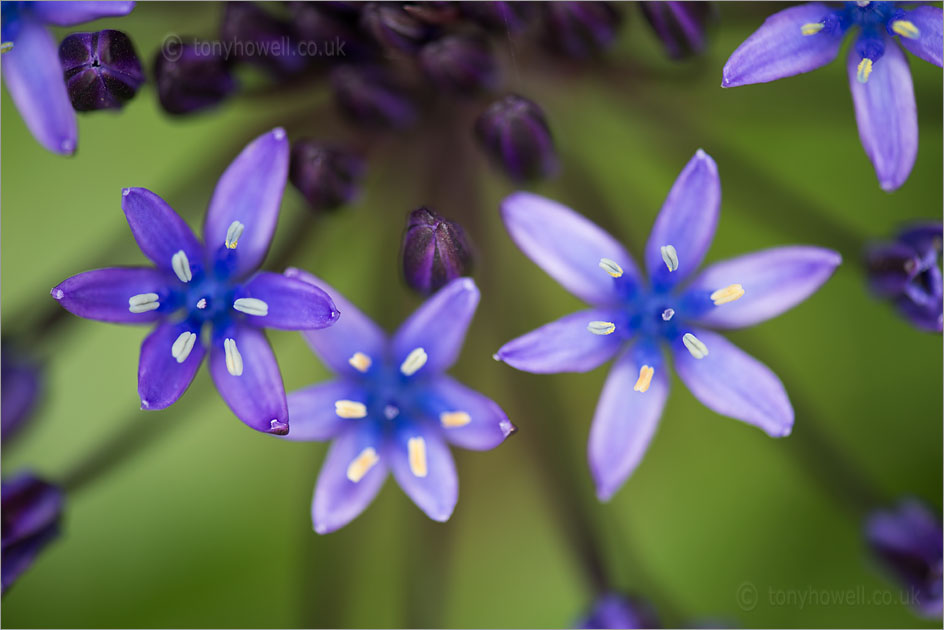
[736,581,758,611]
[161,33,182,62]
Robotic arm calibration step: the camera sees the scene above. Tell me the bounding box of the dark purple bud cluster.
[401,207,474,295]
[153,38,237,115]
[59,30,144,112]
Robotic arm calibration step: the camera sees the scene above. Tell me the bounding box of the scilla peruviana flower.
[496,150,841,501]
[722,1,943,191]
[51,129,339,435]
[280,273,514,533]
[1,1,135,154]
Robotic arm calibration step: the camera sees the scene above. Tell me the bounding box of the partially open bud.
[153,40,237,115]
[331,65,417,129]
[419,34,499,94]
[541,2,623,60]
[59,30,145,111]
[1,474,63,594]
[639,1,711,59]
[289,140,365,212]
[401,207,473,295]
[474,94,558,183]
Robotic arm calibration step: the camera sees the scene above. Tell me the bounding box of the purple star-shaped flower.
[51,129,339,435]
[1,1,135,154]
[280,272,514,533]
[722,1,943,192]
[496,150,841,501]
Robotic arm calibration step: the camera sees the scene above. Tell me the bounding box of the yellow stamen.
[0,42,14,54]
[440,411,472,428]
[335,400,367,419]
[408,437,428,477]
[634,365,655,393]
[346,447,379,483]
[710,283,745,305]
[587,321,616,335]
[801,22,825,36]
[891,20,920,39]
[348,352,372,373]
[857,58,873,83]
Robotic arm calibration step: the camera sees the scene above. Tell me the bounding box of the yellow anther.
[801,22,824,36]
[348,352,372,373]
[408,437,428,477]
[335,400,367,419]
[346,447,379,482]
[634,365,655,393]
[440,411,472,428]
[1,42,13,54]
[710,283,745,306]
[891,20,920,39]
[587,321,616,335]
[857,58,873,83]
[599,258,624,278]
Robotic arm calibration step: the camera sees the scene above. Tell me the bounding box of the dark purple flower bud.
[419,34,499,94]
[866,222,943,333]
[360,2,435,53]
[402,2,460,26]
[475,94,558,183]
[153,40,237,115]
[459,1,534,33]
[286,2,375,63]
[577,593,660,629]
[289,140,365,212]
[1,474,63,594]
[866,499,943,618]
[639,2,711,59]
[542,2,623,60]
[220,2,306,76]
[1,346,42,442]
[59,30,144,112]
[331,65,417,129]
[401,207,473,295]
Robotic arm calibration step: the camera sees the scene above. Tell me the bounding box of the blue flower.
[496,150,841,500]
[51,129,339,435]
[722,1,943,191]
[280,273,514,533]
[1,1,135,154]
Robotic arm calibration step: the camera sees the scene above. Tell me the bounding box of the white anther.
[171,250,193,283]
[598,258,624,278]
[587,321,616,336]
[225,220,245,249]
[335,400,368,419]
[440,411,471,428]
[171,331,197,363]
[348,352,372,373]
[128,293,160,313]
[233,297,269,316]
[682,333,709,359]
[346,447,379,483]
[224,337,244,376]
[408,437,428,477]
[400,347,428,376]
[660,245,679,272]
[662,308,676,321]
[196,298,207,310]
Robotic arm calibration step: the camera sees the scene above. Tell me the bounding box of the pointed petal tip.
[692,148,717,171]
[492,352,502,362]
[50,286,64,300]
[268,419,290,435]
[272,127,287,141]
[500,418,517,438]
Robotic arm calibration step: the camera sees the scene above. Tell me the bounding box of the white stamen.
[128,293,160,313]
[400,347,428,376]
[587,321,616,336]
[335,400,367,419]
[171,250,193,283]
[224,338,244,376]
[348,352,372,373]
[196,298,207,310]
[171,331,197,363]
[660,245,679,272]
[233,297,269,316]
[662,308,676,321]
[408,437,428,477]
[440,411,471,428]
[346,447,379,483]
[225,220,245,249]
[682,333,709,359]
[598,258,624,278]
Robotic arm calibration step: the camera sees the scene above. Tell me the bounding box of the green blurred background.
[1,2,941,628]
